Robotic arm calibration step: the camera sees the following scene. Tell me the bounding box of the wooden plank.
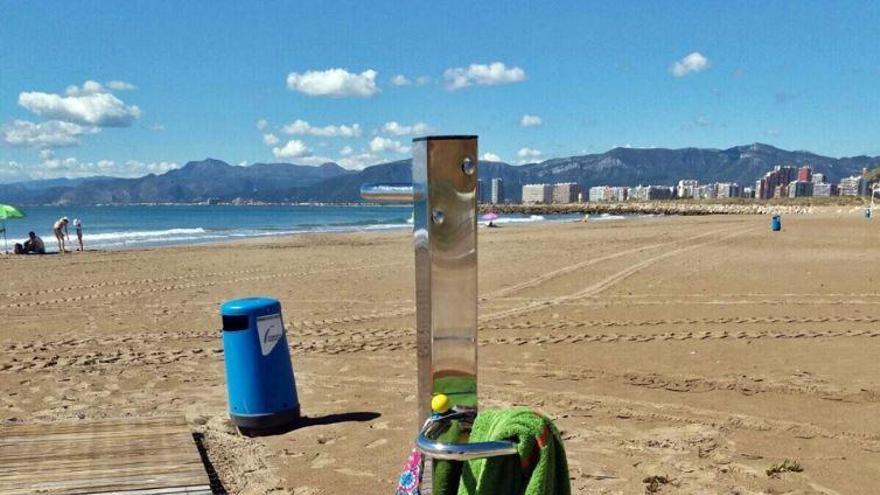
[0,416,212,495]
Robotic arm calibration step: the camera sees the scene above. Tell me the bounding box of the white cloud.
[280,119,362,137]
[65,80,137,96]
[65,80,104,96]
[481,152,502,162]
[671,52,711,78]
[272,139,311,159]
[19,90,142,127]
[381,121,433,136]
[389,75,431,87]
[106,80,137,91]
[286,68,379,97]
[256,119,270,131]
[339,145,353,156]
[369,136,409,154]
[443,62,526,90]
[263,133,279,146]
[337,152,379,169]
[0,161,24,182]
[0,156,178,182]
[123,160,179,176]
[147,123,165,132]
[390,74,411,86]
[1,120,98,148]
[516,147,543,163]
[292,155,335,166]
[520,114,543,127]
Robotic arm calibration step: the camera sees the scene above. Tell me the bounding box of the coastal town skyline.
[481,163,878,206]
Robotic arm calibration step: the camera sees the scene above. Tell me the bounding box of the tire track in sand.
[0,261,405,310]
[3,325,878,372]
[484,226,731,299]
[480,227,756,323]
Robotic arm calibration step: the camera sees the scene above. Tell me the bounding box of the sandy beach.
[2,212,879,494]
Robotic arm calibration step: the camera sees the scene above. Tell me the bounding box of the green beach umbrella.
[0,204,26,254]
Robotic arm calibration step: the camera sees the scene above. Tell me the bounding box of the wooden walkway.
[0,416,212,495]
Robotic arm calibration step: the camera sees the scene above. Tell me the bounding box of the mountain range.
[3,143,878,205]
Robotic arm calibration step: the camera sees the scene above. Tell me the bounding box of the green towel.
[432,420,464,495]
[457,408,570,495]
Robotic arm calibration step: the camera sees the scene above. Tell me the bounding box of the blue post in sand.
[220,297,300,429]
[771,215,781,231]
[866,208,872,219]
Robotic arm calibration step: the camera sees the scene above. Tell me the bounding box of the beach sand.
[2,213,879,494]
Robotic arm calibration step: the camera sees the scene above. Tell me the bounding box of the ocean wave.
[43,223,412,249]
[84,228,209,242]
[590,213,626,221]
[489,215,546,224]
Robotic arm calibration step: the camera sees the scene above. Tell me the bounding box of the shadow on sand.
[238,411,381,438]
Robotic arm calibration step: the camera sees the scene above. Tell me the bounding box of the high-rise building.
[629,185,674,201]
[677,179,699,198]
[588,186,626,202]
[812,183,837,197]
[797,165,812,182]
[839,176,865,196]
[521,184,553,204]
[756,165,797,199]
[788,181,813,198]
[716,183,741,199]
[490,178,504,204]
[552,182,581,203]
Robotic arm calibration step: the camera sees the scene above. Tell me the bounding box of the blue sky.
[1,1,878,182]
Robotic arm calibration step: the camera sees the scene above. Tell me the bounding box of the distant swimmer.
[53,216,70,253]
[73,218,84,251]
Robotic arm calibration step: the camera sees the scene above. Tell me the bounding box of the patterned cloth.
[395,448,423,495]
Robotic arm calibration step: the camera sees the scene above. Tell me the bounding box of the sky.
[1,0,879,182]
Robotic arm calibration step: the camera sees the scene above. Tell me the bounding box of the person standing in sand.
[73,218,84,251]
[53,216,70,253]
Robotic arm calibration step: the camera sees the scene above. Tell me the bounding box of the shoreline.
[3,204,869,254]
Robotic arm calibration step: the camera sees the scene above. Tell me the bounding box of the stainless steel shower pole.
[361,136,515,491]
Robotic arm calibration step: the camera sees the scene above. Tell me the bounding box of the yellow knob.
[431,394,451,414]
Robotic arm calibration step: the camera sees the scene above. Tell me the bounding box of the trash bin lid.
[220,297,281,316]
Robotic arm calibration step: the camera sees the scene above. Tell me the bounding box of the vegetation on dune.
[766,459,803,477]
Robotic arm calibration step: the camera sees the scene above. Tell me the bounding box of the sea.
[0,205,618,251]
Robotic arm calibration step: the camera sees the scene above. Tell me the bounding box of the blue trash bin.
[771,215,781,231]
[221,297,300,429]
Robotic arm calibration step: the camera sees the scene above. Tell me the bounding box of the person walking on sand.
[53,216,70,253]
[73,218,83,251]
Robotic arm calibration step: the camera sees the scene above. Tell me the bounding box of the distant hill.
[3,144,878,205]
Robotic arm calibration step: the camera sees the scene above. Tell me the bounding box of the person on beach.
[73,218,83,251]
[53,216,70,253]
[20,231,46,254]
